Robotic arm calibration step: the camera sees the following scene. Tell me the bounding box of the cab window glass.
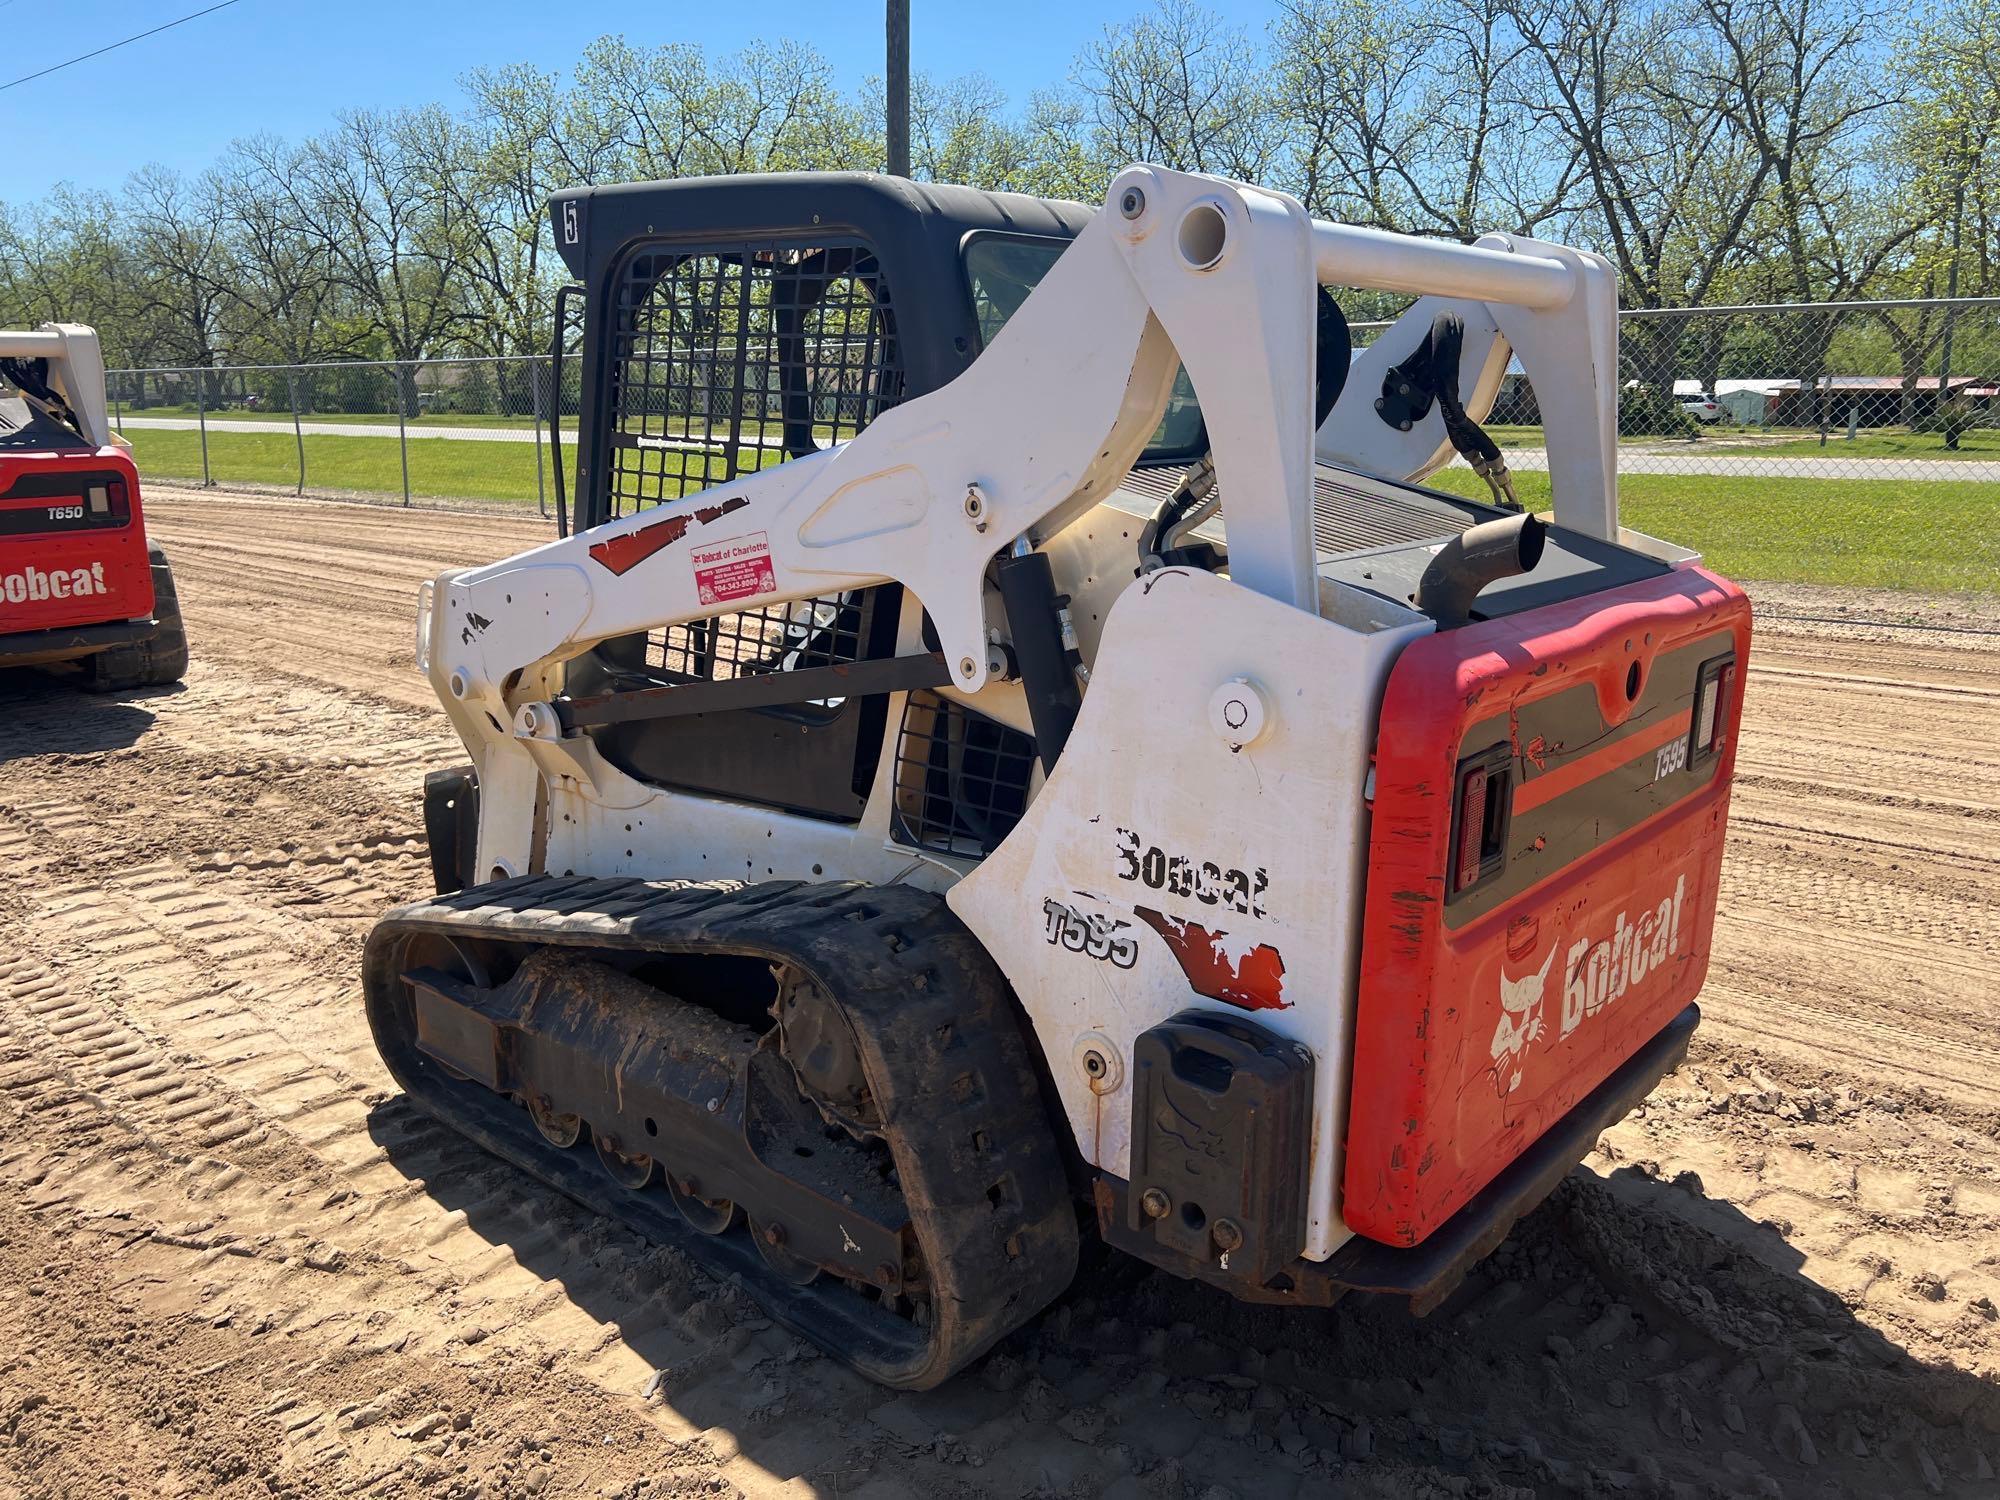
[964,236,1204,460]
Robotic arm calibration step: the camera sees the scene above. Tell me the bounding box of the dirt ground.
[0,488,1994,1500]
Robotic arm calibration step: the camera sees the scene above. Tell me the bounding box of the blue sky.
[0,0,1281,204]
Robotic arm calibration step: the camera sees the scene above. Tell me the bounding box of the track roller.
[595,1136,655,1190]
[527,1095,583,1149]
[668,1175,736,1235]
[753,1219,820,1285]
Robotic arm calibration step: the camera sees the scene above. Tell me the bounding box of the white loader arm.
[422,165,1617,862]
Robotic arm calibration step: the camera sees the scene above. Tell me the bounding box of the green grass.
[130,427,1999,592]
[1425,467,2000,592]
[126,426,788,506]
[1729,427,2000,461]
[121,407,844,445]
[1482,424,1725,450]
[123,406,567,432]
[131,427,551,502]
[1463,423,2000,460]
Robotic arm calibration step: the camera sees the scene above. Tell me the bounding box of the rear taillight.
[1691,654,1736,765]
[85,478,131,520]
[1449,744,1511,896]
[1456,766,1488,889]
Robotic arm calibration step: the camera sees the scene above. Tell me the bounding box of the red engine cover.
[0,445,153,634]
[1344,565,1751,1247]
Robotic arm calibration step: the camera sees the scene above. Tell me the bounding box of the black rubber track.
[86,546,189,690]
[363,874,1080,1389]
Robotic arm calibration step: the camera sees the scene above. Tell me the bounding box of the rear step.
[362,874,1078,1390]
[1093,1000,1697,1313]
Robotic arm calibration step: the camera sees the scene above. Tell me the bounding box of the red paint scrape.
[1135,907,1289,1010]
[587,496,748,576]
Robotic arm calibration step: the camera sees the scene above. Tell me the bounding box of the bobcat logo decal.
[1490,947,1555,1097]
[1486,872,1690,1100]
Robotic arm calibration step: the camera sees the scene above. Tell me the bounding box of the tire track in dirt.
[0,488,1993,1496]
[1677,620,2000,1128]
[0,800,862,1496]
[146,490,552,712]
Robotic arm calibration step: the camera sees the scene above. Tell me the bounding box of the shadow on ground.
[366,1090,2000,1498]
[0,669,168,762]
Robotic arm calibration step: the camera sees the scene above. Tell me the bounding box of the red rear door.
[1344,565,1750,1247]
[0,447,154,633]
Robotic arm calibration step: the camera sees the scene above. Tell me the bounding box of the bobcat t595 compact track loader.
[364,166,1751,1389]
[0,324,188,690]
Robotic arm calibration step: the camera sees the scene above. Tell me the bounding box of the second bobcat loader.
[364,165,1750,1389]
[0,324,188,689]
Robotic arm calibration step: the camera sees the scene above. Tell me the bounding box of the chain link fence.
[108,296,2000,600]
[106,354,582,518]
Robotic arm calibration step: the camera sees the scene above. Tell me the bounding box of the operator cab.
[542,172,1665,851]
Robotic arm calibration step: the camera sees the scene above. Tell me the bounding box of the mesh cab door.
[573,235,909,820]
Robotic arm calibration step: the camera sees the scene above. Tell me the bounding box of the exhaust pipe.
[1415,512,1546,628]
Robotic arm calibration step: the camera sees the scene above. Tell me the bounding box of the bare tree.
[0,187,141,360]
[285,109,487,411]
[1503,0,1770,310]
[460,60,634,361]
[1016,88,1105,203]
[122,165,234,373]
[569,37,869,181]
[214,136,348,370]
[1274,0,1581,238]
[906,73,1031,189]
[1674,0,1898,301]
[4,14,1979,383]
[1077,0,1281,181]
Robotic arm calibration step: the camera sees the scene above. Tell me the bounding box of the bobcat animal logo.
[1490,946,1556,1097]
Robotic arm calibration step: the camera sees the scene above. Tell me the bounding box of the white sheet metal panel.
[948,567,1427,1261]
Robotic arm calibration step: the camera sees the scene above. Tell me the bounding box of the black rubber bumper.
[0,616,159,668]
[1095,1002,1700,1312]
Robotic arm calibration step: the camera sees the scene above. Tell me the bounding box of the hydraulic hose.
[1378,312,1523,511]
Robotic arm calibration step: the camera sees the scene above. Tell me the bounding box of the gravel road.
[0,489,1993,1499]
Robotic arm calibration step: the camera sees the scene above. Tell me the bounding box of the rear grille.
[603,239,903,519]
[1118,465,1468,555]
[892,692,1037,859]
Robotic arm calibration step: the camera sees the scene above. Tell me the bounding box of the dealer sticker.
[691,531,775,605]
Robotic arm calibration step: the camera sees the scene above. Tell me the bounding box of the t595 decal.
[1042,898,1138,968]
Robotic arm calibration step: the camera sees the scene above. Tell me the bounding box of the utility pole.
[1936,125,1968,441]
[886,0,910,177]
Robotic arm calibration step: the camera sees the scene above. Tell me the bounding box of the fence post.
[532,357,547,519]
[113,378,124,435]
[397,361,412,507]
[287,369,306,497]
[196,369,212,488]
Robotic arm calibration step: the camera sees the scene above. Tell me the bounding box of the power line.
[0,0,246,93]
